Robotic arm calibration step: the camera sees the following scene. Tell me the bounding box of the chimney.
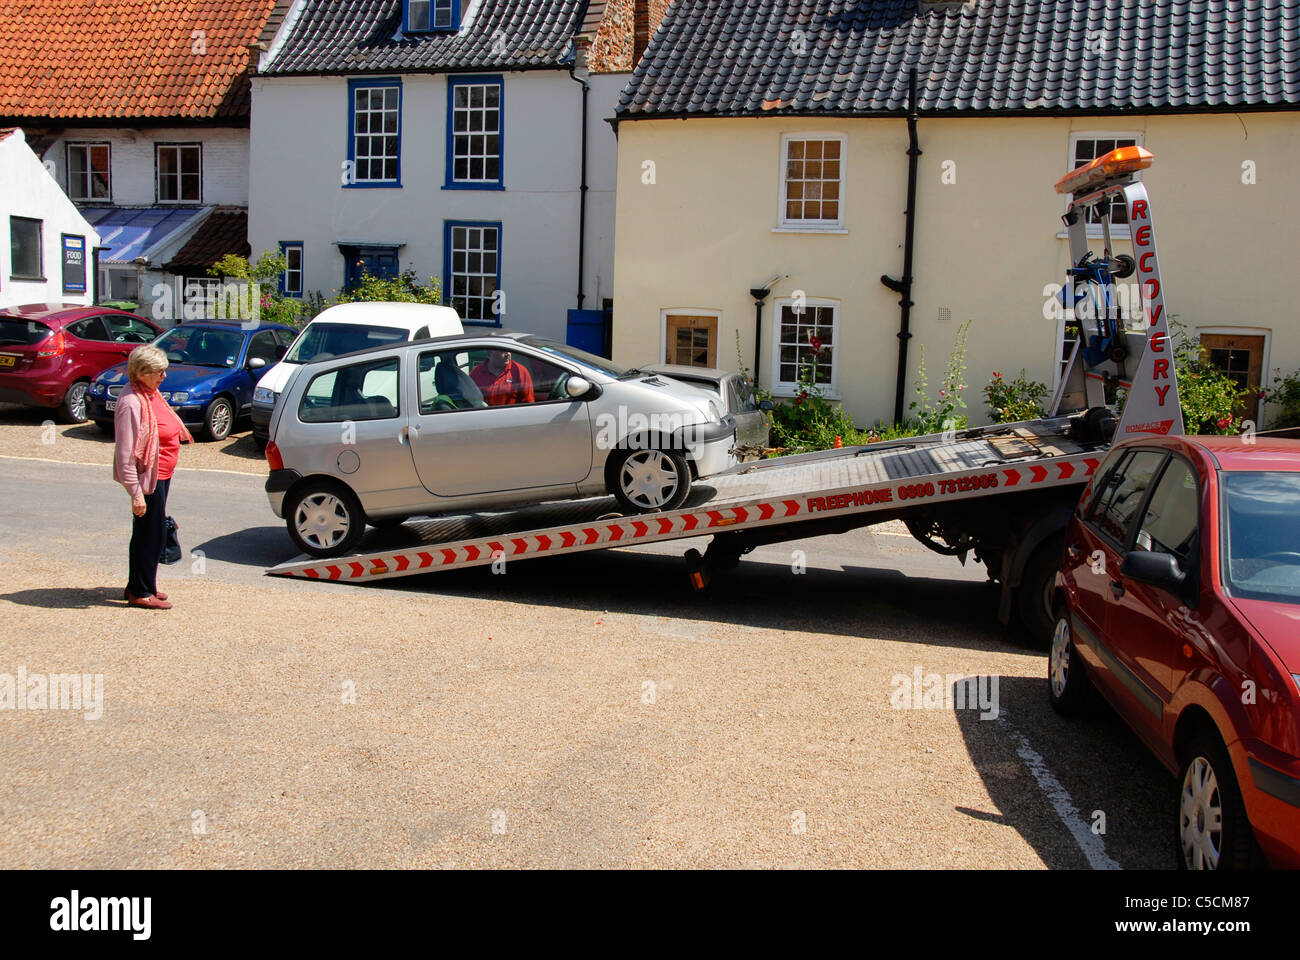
[632,0,650,66]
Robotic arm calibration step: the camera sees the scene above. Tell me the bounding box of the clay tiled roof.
[0,0,279,122]
[163,210,250,273]
[617,0,1300,119]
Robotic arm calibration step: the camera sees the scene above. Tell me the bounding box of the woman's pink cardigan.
[112,385,159,500]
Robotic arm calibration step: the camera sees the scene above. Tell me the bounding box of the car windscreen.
[518,336,629,378]
[0,318,53,346]
[153,327,245,368]
[284,323,407,364]
[1222,471,1300,605]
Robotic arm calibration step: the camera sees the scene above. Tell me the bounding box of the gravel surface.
[0,403,267,476]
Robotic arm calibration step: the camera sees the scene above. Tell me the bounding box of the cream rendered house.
[611,0,1300,428]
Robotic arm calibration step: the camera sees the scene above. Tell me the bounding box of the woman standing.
[113,344,193,610]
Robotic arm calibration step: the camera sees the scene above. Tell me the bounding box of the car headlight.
[170,392,189,403]
[254,387,276,404]
[91,382,105,396]
[159,391,171,401]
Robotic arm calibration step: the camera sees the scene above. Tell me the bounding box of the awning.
[80,206,211,265]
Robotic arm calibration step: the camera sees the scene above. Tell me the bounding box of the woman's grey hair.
[127,344,168,382]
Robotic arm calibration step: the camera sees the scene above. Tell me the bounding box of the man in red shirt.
[470,349,534,406]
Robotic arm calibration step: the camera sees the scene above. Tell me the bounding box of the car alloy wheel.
[206,397,234,441]
[60,380,89,424]
[615,448,690,512]
[1046,609,1091,716]
[1179,756,1224,869]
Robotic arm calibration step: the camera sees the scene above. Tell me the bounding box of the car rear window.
[284,324,407,364]
[1222,471,1300,605]
[0,318,53,346]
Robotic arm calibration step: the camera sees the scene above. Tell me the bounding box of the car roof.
[0,303,143,323]
[309,302,462,330]
[291,329,550,368]
[170,320,296,333]
[1113,433,1300,473]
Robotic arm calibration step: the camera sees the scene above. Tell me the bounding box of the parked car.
[251,302,463,443]
[264,331,738,557]
[88,320,298,440]
[1049,434,1300,869]
[642,364,771,457]
[0,303,162,422]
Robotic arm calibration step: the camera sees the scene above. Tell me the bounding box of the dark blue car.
[87,320,297,440]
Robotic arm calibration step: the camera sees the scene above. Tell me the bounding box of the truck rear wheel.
[1015,532,1064,648]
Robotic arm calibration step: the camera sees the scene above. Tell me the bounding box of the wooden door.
[1200,333,1265,423]
[664,314,717,368]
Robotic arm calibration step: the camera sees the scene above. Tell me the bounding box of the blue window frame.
[444,75,504,190]
[346,78,402,187]
[405,0,459,33]
[443,221,502,325]
[279,242,304,297]
[342,245,400,291]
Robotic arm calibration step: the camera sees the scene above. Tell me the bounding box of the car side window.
[299,356,400,423]
[1135,457,1199,565]
[510,352,570,402]
[414,326,430,341]
[67,317,109,341]
[417,349,487,413]
[247,331,281,367]
[102,314,156,343]
[1089,450,1166,546]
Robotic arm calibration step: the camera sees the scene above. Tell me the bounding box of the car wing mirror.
[759,399,774,411]
[1120,550,1187,592]
[566,376,593,399]
[248,356,267,370]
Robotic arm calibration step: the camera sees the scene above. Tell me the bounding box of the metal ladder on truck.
[267,146,1182,642]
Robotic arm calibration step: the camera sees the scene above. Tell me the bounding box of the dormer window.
[406,0,459,33]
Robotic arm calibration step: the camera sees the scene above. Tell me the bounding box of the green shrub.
[1170,323,1248,434]
[908,320,971,434]
[1264,368,1300,429]
[984,369,1049,423]
[334,269,443,305]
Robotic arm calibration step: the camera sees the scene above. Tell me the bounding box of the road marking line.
[0,453,262,478]
[997,715,1121,870]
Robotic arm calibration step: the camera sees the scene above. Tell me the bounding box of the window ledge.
[1056,230,1133,240]
[443,182,505,191]
[9,275,48,283]
[343,182,403,190]
[772,225,848,235]
[770,387,840,401]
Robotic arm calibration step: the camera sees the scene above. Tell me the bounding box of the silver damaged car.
[264,332,739,557]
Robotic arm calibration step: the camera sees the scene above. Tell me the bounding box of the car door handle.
[1109,579,1125,598]
[1067,544,1083,562]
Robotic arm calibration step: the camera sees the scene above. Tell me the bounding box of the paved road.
[0,451,1174,868]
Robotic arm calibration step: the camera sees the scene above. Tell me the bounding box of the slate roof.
[617,0,1300,118]
[164,211,251,273]
[0,0,278,122]
[261,0,587,75]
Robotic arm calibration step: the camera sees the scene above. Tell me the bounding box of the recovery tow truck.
[267,145,1184,643]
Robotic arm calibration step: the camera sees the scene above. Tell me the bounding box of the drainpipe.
[880,69,922,424]
[568,49,590,310]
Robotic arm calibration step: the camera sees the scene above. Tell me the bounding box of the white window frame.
[770,297,840,398]
[1063,131,1144,237]
[66,142,111,201]
[657,308,722,369]
[775,133,848,234]
[155,143,202,203]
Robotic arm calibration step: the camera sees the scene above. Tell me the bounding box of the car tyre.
[58,380,90,424]
[1015,532,1065,648]
[286,481,365,558]
[1047,606,1092,716]
[609,447,691,513]
[204,396,235,441]
[1175,731,1261,870]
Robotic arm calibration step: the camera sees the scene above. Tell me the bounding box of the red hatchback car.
[0,303,162,422]
[1050,434,1300,869]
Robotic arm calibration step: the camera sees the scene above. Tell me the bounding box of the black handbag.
[161,516,182,565]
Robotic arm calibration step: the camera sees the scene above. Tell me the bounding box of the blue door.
[566,308,607,357]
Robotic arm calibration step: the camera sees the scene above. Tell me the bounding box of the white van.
[251,302,462,441]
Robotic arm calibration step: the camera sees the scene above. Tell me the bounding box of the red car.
[0,303,162,422]
[1050,434,1300,869]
